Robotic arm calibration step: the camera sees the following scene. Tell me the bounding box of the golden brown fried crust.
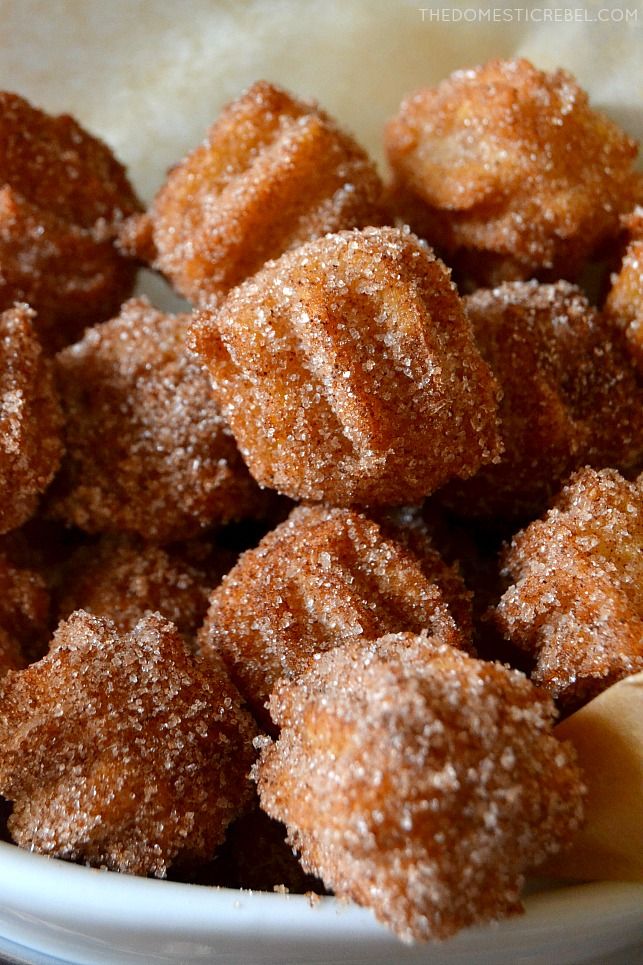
[120,80,387,305]
[0,304,64,534]
[198,505,467,729]
[57,536,226,643]
[605,207,643,374]
[441,281,643,521]
[0,610,259,877]
[191,226,501,506]
[48,296,268,542]
[0,554,50,664]
[493,467,643,710]
[0,92,141,351]
[255,632,584,942]
[385,59,642,286]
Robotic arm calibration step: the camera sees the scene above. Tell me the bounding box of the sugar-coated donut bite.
[121,81,387,305]
[49,297,268,542]
[57,536,227,643]
[0,611,258,877]
[0,93,140,351]
[198,504,469,728]
[493,467,643,710]
[441,281,643,521]
[0,304,64,534]
[605,207,643,374]
[386,59,642,287]
[191,227,501,506]
[255,632,584,942]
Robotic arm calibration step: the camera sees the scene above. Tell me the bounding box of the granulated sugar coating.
[494,468,643,711]
[0,93,140,352]
[198,504,467,729]
[0,610,258,877]
[385,59,642,287]
[49,296,268,542]
[0,553,50,663]
[191,226,501,507]
[255,632,585,943]
[442,281,643,521]
[57,536,224,644]
[0,304,64,534]
[120,81,387,306]
[605,207,643,375]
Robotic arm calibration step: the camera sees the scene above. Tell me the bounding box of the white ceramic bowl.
[0,841,642,965]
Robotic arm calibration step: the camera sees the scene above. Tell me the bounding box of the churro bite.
[442,281,643,521]
[199,504,468,727]
[0,93,140,351]
[494,467,643,710]
[255,632,584,942]
[0,610,258,876]
[48,297,267,542]
[0,304,64,534]
[57,536,225,643]
[191,227,501,506]
[121,81,386,305]
[605,207,643,373]
[386,59,642,286]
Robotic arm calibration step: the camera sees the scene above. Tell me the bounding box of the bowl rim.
[1,839,642,946]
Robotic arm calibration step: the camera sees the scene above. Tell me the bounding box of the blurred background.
[0,0,640,201]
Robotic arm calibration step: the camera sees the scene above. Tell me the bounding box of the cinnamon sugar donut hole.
[49,297,268,542]
[441,281,643,521]
[198,504,469,728]
[0,93,140,351]
[386,59,642,286]
[0,611,258,877]
[255,632,584,942]
[493,467,643,710]
[57,536,226,644]
[191,226,501,507]
[121,81,387,305]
